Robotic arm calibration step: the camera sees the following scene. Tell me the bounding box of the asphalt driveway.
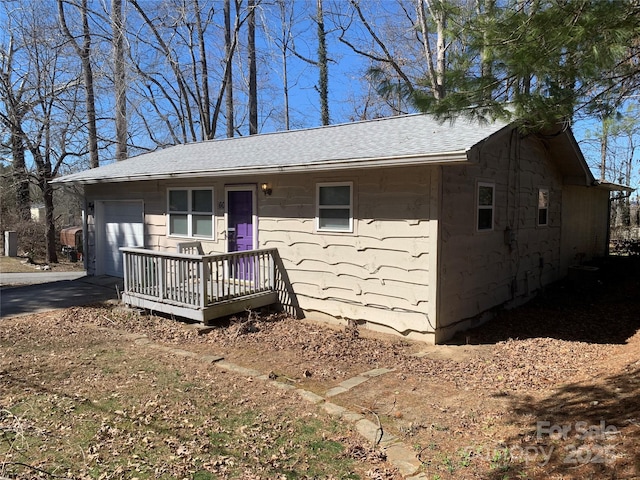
[0,273,124,318]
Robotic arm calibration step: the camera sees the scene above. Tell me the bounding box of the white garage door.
[99,201,144,277]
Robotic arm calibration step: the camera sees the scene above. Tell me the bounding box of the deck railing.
[121,247,277,312]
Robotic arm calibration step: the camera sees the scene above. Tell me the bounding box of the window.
[538,188,549,226]
[316,182,353,232]
[477,182,494,231]
[168,188,214,238]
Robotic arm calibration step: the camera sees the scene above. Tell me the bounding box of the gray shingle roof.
[54,113,510,184]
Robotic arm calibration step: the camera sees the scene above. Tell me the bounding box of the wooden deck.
[120,247,278,323]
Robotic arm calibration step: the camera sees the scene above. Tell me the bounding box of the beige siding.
[560,185,610,273]
[83,138,607,344]
[85,168,440,341]
[438,132,565,342]
[86,179,231,257]
[259,166,439,341]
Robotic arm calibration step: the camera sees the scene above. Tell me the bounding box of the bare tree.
[58,0,99,168]
[334,1,414,114]
[130,0,197,143]
[284,0,332,124]
[248,0,258,134]
[112,0,127,160]
[2,0,87,262]
[416,0,446,100]
[259,0,310,130]
[224,0,235,137]
[276,0,292,129]
[0,36,31,221]
[217,0,247,138]
[128,0,250,144]
[317,0,329,125]
[333,0,461,113]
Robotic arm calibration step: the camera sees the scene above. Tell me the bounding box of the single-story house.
[53,113,622,344]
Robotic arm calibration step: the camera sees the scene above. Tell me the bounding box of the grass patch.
[0,256,34,273]
[0,255,84,274]
[0,317,380,479]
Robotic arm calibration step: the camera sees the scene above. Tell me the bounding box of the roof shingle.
[54,114,509,184]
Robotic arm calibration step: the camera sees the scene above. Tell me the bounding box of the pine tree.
[416,0,640,128]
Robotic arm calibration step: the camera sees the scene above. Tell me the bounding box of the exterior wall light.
[261,183,272,196]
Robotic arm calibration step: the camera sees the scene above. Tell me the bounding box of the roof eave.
[566,127,597,185]
[593,181,635,193]
[52,151,471,185]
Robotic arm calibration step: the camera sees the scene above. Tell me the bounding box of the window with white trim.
[168,188,214,238]
[477,182,495,231]
[316,182,353,232]
[538,188,549,226]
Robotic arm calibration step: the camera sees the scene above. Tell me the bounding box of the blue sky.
[1,0,637,192]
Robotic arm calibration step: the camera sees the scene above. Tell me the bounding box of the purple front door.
[227,189,254,280]
[227,190,254,252]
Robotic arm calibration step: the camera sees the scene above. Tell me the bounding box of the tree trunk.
[211,0,242,138]
[435,5,446,99]
[278,0,290,130]
[58,0,99,168]
[477,0,495,98]
[81,0,99,169]
[317,0,329,125]
[11,128,31,221]
[192,0,212,140]
[600,118,608,181]
[417,0,446,100]
[42,178,58,264]
[248,0,258,135]
[224,0,234,137]
[33,146,58,264]
[112,0,128,160]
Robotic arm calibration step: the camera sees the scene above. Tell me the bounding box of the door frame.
[224,185,258,253]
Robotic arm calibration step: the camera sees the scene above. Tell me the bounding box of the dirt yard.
[1,256,639,479]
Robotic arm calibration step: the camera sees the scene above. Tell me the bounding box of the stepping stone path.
[130,333,427,478]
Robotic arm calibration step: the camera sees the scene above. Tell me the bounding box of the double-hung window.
[168,188,214,238]
[538,188,549,226]
[316,182,353,232]
[477,182,495,231]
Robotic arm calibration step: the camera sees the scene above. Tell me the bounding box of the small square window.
[168,188,214,238]
[317,183,353,232]
[477,183,494,231]
[538,188,549,226]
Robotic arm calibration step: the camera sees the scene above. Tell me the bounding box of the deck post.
[158,256,165,300]
[269,252,275,290]
[200,260,208,309]
[122,250,129,293]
